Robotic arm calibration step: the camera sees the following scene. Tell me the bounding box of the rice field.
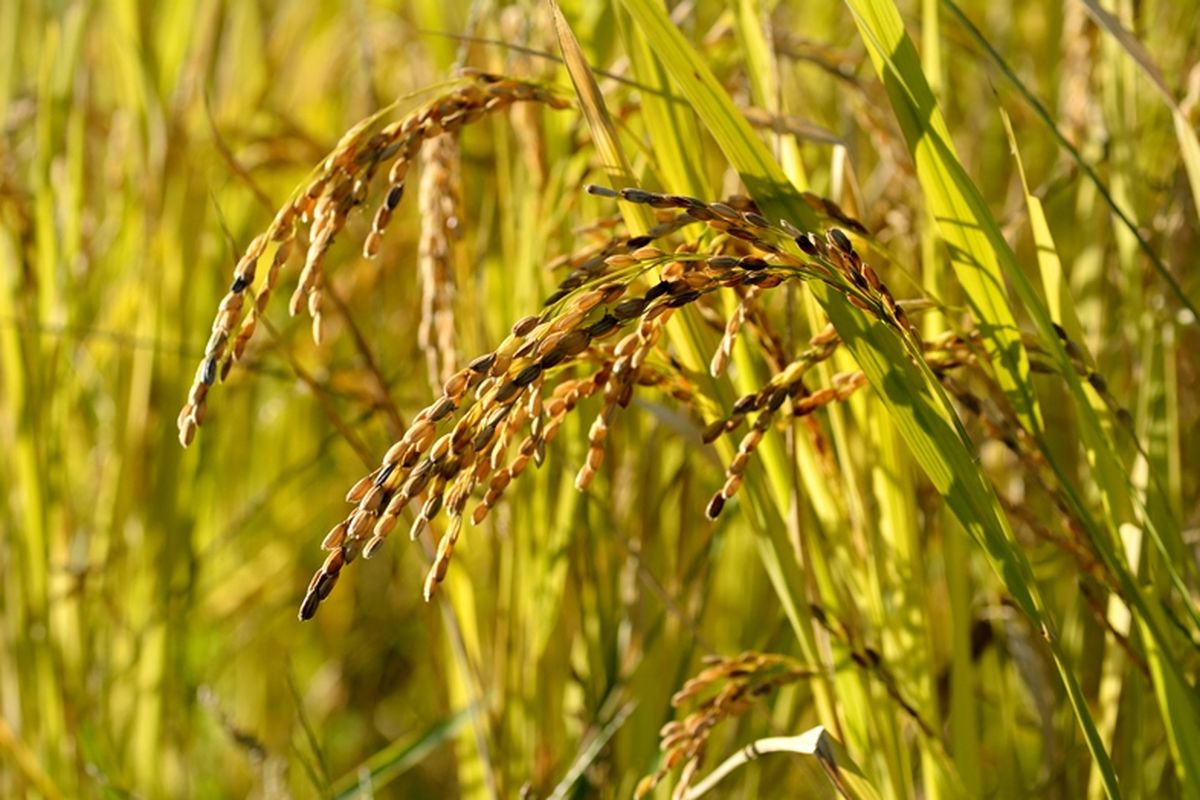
[1,1,1198,798]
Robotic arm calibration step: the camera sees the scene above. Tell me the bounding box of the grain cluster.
[174,74,1123,645]
[296,183,914,619]
[177,72,569,447]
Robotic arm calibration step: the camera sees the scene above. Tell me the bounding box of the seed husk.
[828,228,853,254]
[514,363,542,387]
[613,297,647,320]
[586,314,620,338]
[795,235,819,256]
[666,290,701,308]
[645,282,672,301]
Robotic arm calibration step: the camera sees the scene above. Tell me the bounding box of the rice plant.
[2,1,1197,798]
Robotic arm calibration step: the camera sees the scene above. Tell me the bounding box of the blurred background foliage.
[0,0,1197,797]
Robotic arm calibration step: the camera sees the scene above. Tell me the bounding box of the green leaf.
[843,0,1042,435]
[331,707,473,799]
[941,0,1200,324]
[617,0,1121,794]
[548,0,654,234]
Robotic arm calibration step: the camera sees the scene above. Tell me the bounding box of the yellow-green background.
[1,1,1197,797]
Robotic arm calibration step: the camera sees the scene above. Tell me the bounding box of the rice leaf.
[330,707,474,799]
[940,0,1200,323]
[1002,105,1200,798]
[547,0,654,235]
[842,0,1042,436]
[617,0,1121,792]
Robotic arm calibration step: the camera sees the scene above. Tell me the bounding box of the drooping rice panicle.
[635,652,818,799]
[417,134,463,391]
[294,185,933,618]
[178,73,570,448]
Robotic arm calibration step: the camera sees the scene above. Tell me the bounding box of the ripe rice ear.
[417,134,463,392]
[178,74,569,447]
